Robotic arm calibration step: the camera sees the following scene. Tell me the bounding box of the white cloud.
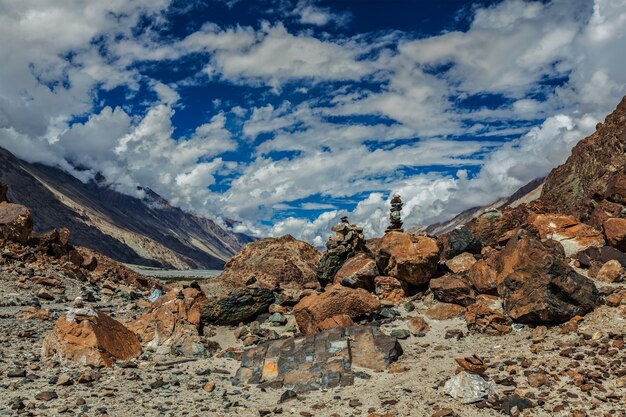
[292,0,350,27]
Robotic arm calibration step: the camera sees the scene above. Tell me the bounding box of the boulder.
[42,308,141,367]
[317,245,354,287]
[293,284,380,335]
[375,231,440,286]
[128,288,211,356]
[603,217,626,252]
[407,316,430,334]
[464,304,512,336]
[202,287,274,325]
[219,235,322,295]
[235,326,402,393]
[374,276,408,303]
[430,274,476,307]
[595,260,623,283]
[467,257,499,295]
[444,252,477,274]
[438,227,482,260]
[425,303,466,320]
[444,372,497,404]
[528,214,605,256]
[333,252,379,290]
[589,200,624,229]
[605,173,626,204]
[497,231,599,324]
[0,202,33,244]
[578,245,626,268]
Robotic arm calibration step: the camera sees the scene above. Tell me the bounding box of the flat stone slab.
[235,325,402,393]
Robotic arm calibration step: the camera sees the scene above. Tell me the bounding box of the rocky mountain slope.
[0,147,253,269]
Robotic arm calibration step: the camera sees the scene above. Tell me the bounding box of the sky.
[1,0,626,246]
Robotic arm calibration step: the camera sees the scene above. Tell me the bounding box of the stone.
[15,307,50,320]
[374,276,408,303]
[219,235,322,295]
[444,252,477,274]
[390,329,410,339]
[235,326,402,393]
[267,312,287,325]
[501,394,534,415]
[37,288,55,300]
[128,288,210,357]
[595,260,623,282]
[430,274,476,307]
[455,355,487,374]
[467,257,499,295]
[35,391,58,401]
[203,381,216,393]
[56,374,72,386]
[603,217,626,252]
[333,252,379,290]
[43,308,142,367]
[318,217,367,287]
[375,231,440,286]
[526,372,548,388]
[0,202,33,244]
[294,284,380,335]
[443,371,496,404]
[527,214,605,256]
[407,316,430,335]
[497,231,600,324]
[464,304,512,336]
[317,314,354,331]
[431,409,455,417]
[425,303,466,320]
[202,287,275,325]
[385,194,404,233]
[438,226,482,260]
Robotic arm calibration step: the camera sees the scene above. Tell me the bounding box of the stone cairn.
[385,194,404,233]
[316,216,366,287]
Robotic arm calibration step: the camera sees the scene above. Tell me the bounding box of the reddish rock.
[374,276,408,303]
[43,308,141,367]
[407,316,430,334]
[595,260,623,283]
[219,235,322,296]
[528,213,605,256]
[374,231,440,286]
[589,200,624,229]
[603,217,626,252]
[605,173,626,204]
[467,257,499,295]
[464,304,512,335]
[15,307,50,320]
[294,284,381,335]
[425,303,466,320]
[455,355,487,374]
[540,96,626,219]
[0,202,33,244]
[445,252,477,274]
[333,252,379,290]
[497,230,599,324]
[430,274,476,307]
[318,314,354,331]
[128,288,209,357]
[437,226,482,260]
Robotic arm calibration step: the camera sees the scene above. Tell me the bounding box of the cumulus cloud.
[0,0,625,246]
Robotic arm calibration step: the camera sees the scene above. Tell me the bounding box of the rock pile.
[385,194,404,233]
[316,216,367,286]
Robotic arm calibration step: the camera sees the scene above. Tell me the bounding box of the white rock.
[443,371,497,404]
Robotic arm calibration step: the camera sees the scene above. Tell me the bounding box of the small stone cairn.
[385,194,404,233]
[316,216,366,287]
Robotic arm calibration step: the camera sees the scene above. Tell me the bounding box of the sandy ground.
[0,264,625,417]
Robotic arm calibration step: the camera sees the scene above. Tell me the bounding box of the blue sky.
[1,0,625,245]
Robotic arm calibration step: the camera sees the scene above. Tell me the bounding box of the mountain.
[421,177,545,236]
[0,147,253,269]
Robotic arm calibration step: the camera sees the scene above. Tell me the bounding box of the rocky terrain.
[1,96,626,417]
[0,147,253,269]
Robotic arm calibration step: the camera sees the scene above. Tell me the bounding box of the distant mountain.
[419,177,545,236]
[0,147,254,269]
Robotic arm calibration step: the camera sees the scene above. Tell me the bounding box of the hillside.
[0,147,253,269]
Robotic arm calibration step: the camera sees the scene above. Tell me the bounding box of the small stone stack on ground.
[385,194,404,233]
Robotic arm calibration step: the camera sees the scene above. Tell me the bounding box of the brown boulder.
[0,202,33,244]
[497,231,599,324]
[425,303,466,320]
[333,252,379,290]
[444,252,477,274]
[128,288,210,356]
[318,314,354,331]
[603,217,626,252]
[219,235,322,295]
[43,308,141,367]
[528,214,605,256]
[605,174,626,204]
[467,257,499,295]
[294,284,380,335]
[464,304,512,335]
[595,260,623,283]
[374,231,440,286]
[407,316,430,334]
[589,200,624,229]
[430,274,476,307]
[374,276,408,303]
[438,226,482,260]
